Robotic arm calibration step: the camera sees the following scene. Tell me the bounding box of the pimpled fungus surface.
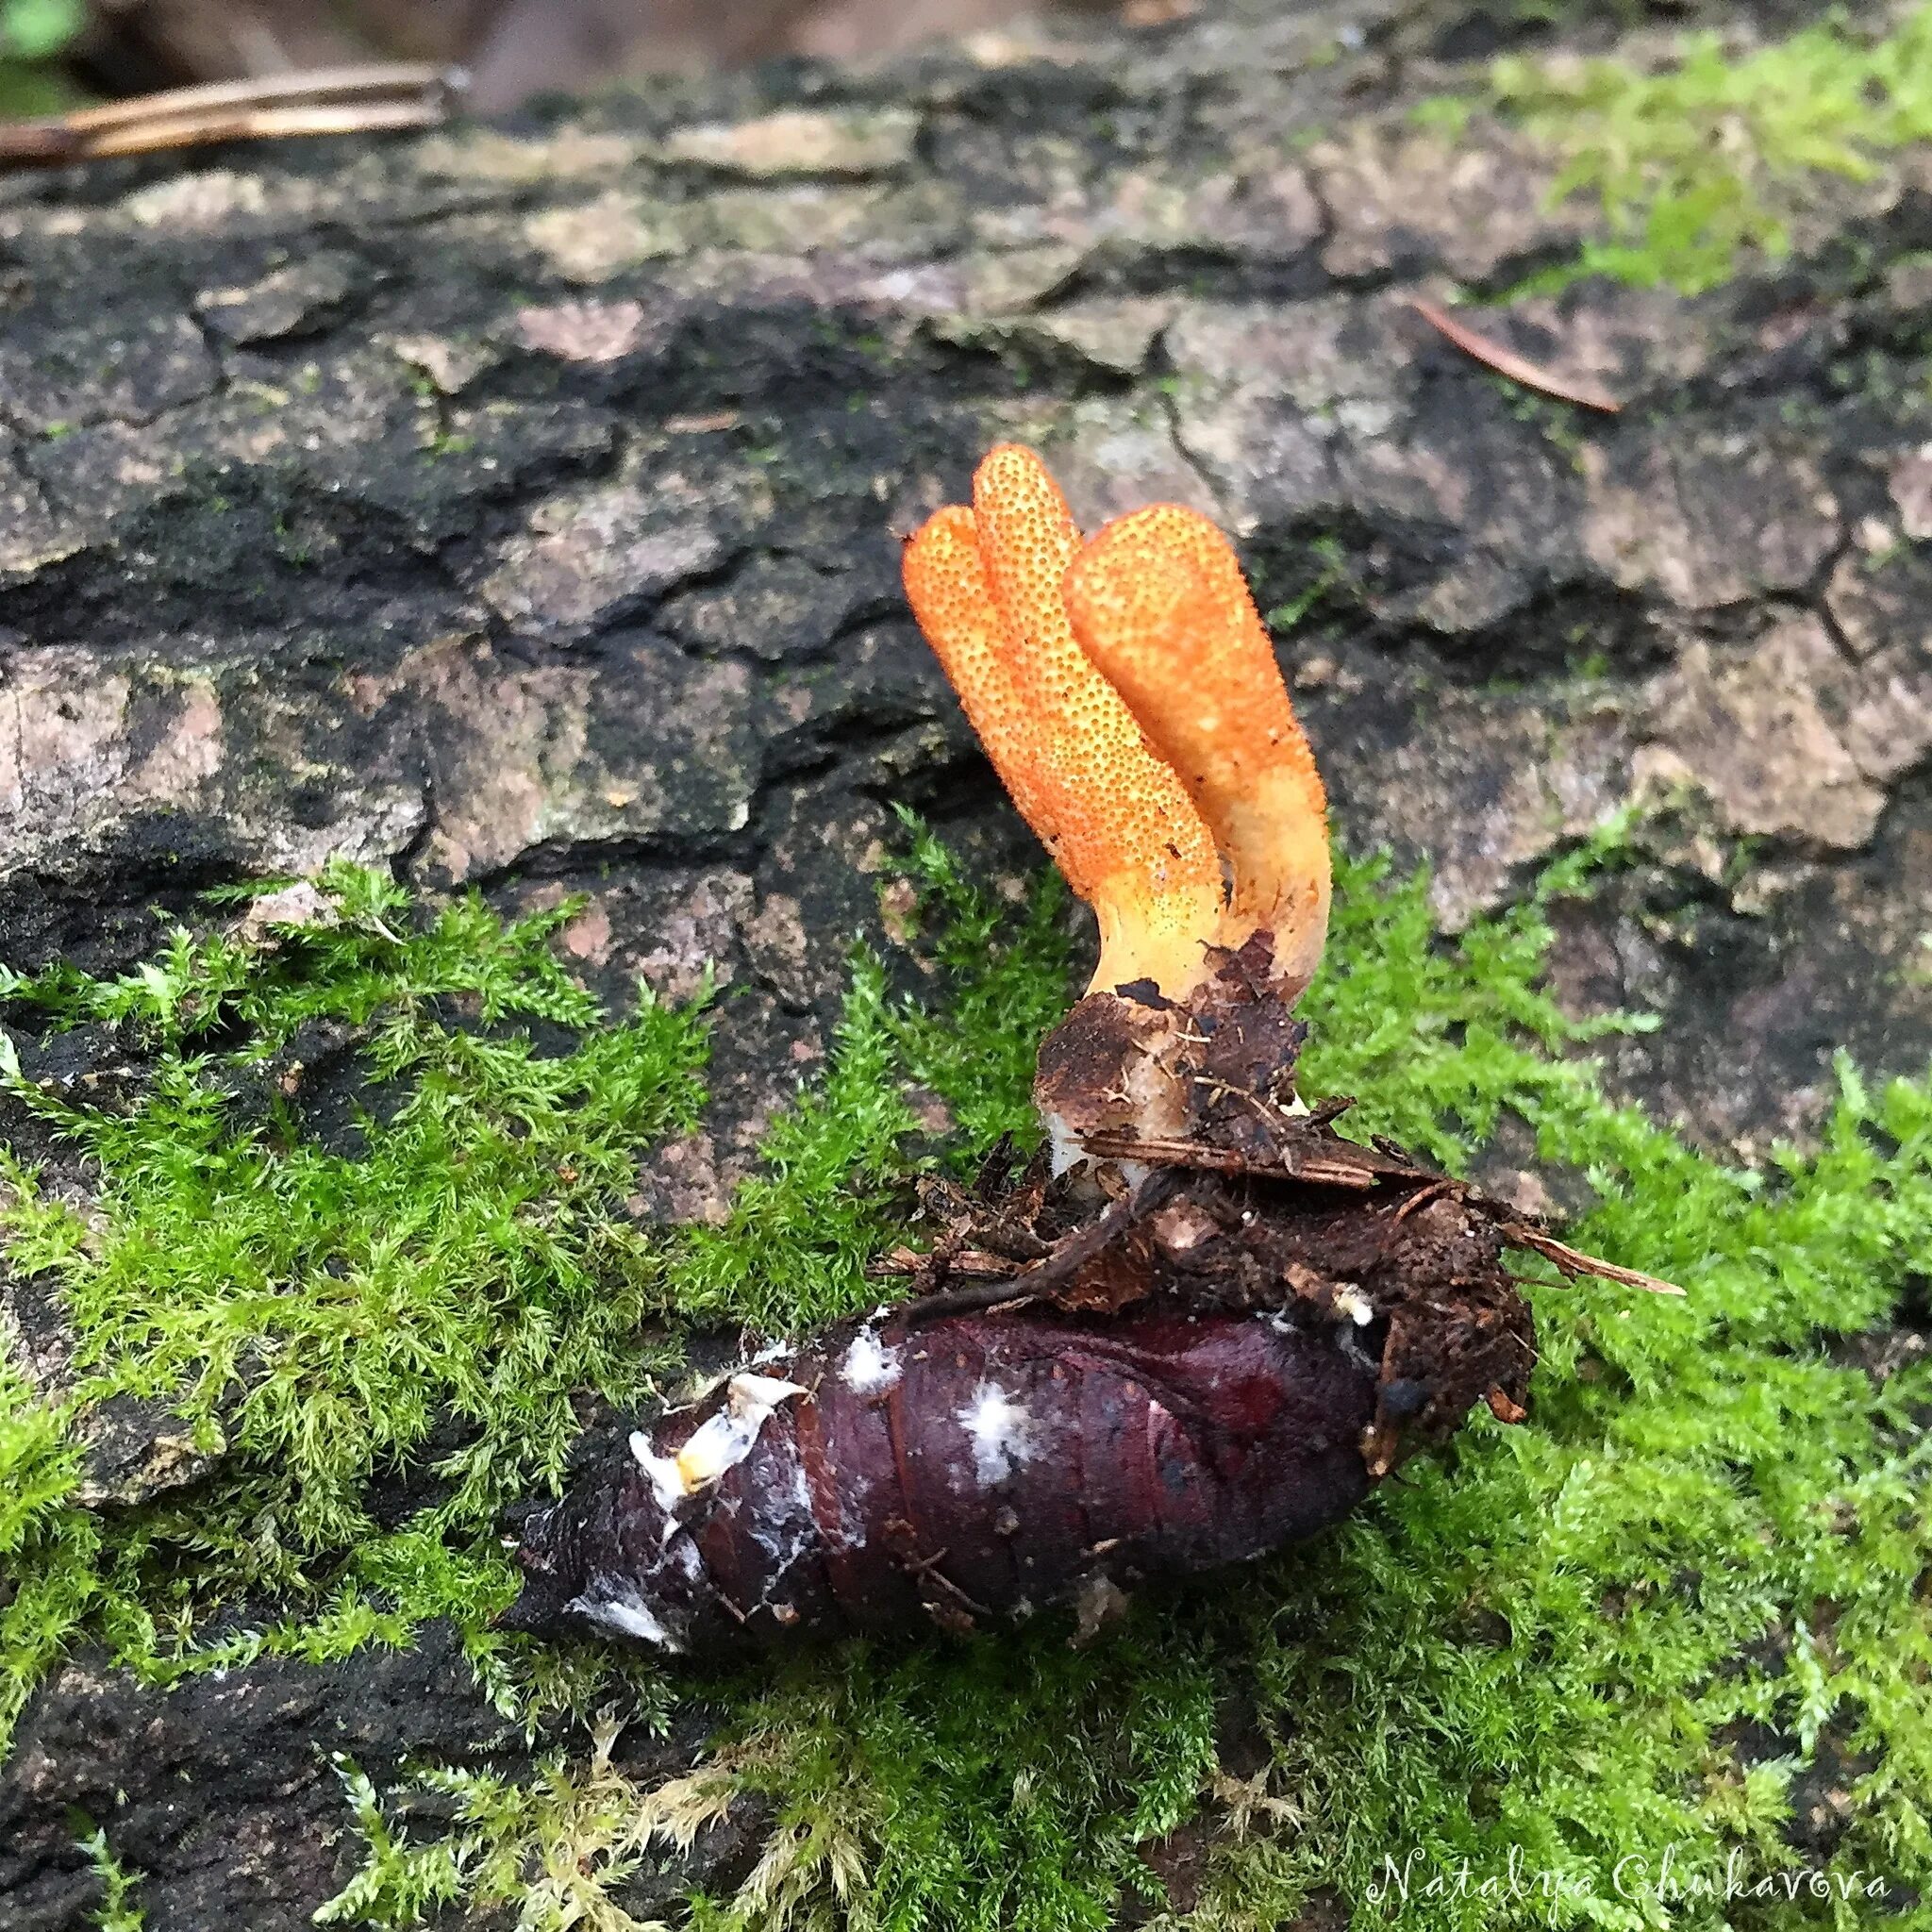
[903,448,1230,1001]
[1063,503,1332,999]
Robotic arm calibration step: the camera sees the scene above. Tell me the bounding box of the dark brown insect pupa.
[503,1302,1380,1652]
[505,446,1676,1656]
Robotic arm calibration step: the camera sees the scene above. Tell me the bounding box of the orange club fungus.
[505,447,1676,1657]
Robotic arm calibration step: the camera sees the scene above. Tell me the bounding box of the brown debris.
[1504,1226,1686,1298]
[0,64,458,168]
[890,942,1674,1470]
[1408,295,1623,415]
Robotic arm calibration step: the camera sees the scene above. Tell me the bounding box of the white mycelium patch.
[956,1379,1036,1486]
[1332,1285,1374,1325]
[631,1372,809,1513]
[840,1325,902,1393]
[1047,1109,1153,1191]
[565,1577,680,1651]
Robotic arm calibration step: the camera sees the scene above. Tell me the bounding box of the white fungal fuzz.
[1046,1112,1088,1179]
[957,1379,1036,1486]
[1048,1110,1154,1191]
[730,1372,813,1410]
[840,1325,902,1394]
[565,1580,683,1652]
[1332,1285,1374,1326]
[630,1433,682,1513]
[745,1458,818,1585]
[631,1373,809,1512]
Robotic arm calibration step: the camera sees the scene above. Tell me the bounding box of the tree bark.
[5,0,1932,1922]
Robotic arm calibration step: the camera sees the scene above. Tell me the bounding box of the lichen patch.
[658,108,921,180]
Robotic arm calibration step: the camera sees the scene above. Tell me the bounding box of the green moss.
[0,834,1074,1739]
[0,1346,91,1747]
[1263,535,1349,632]
[0,0,84,117]
[8,825,1932,1929]
[314,1725,714,1931]
[318,831,1932,1930]
[76,1824,144,1932]
[0,865,711,1735]
[666,814,1073,1337]
[1434,6,1932,292]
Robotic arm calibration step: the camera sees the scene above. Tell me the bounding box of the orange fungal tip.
[901,445,1328,1002]
[901,506,1073,888]
[901,489,1221,996]
[1064,504,1330,996]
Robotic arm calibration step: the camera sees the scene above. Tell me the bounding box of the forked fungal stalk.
[904,444,1333,1165]
[904,447,1329,1003]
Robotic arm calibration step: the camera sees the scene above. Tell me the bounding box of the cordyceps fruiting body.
[506,445,1678,1657]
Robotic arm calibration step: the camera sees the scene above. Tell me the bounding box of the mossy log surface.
[6,0,1932,1924]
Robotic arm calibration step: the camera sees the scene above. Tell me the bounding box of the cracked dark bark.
[6,0,1932,1924]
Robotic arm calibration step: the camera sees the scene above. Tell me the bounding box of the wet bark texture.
[6,0,1932,1922]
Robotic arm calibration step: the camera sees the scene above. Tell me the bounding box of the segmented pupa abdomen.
[504,1304,1378,1654]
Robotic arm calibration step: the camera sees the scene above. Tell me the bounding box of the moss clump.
[667,815,1074,1335]
[0,866,711,1738]
[322,837,1932,1930]
[76,1824,143,1932]
[1431,5,1932,292]
[8,830,1932,1930]
[0,834,1074,1746]
[315,1724,725,1931]
[0,0,87,118]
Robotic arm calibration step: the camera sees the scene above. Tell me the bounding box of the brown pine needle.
[1408,294,1623,414]
[0,64,462,168]
[1507,1225,1685,1296]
